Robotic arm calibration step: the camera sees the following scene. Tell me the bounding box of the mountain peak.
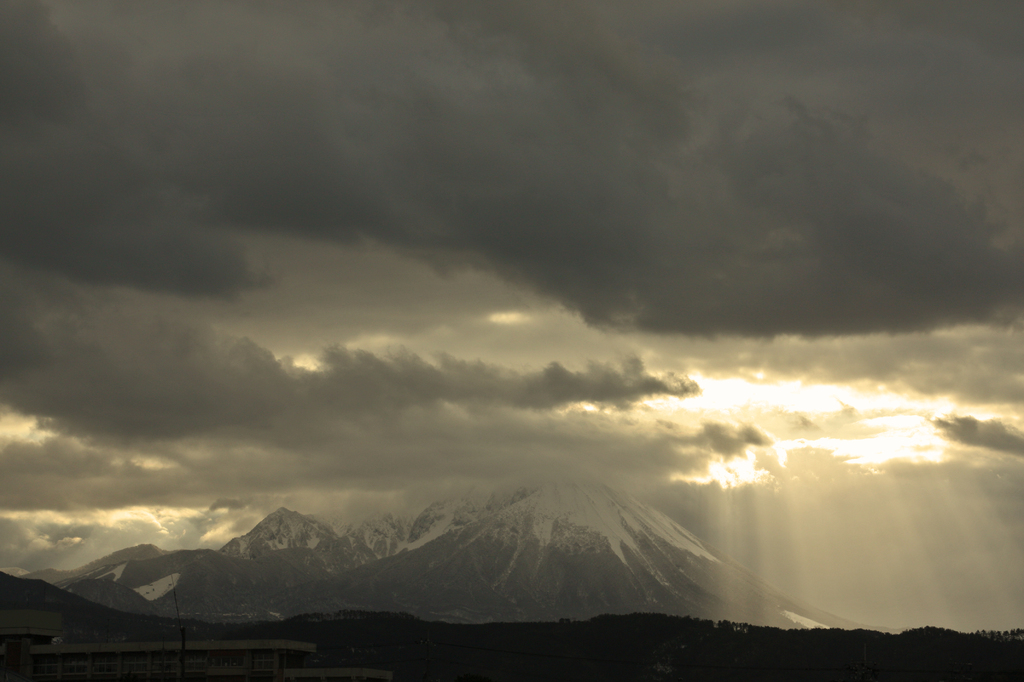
[221,507,338,559]
[471,482,718,565]
[261,480,851,627]
[31,482,858,629]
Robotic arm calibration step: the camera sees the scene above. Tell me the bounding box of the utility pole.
[179,623,186,682]
[173,584,185,682]
[422,628,436,682]
[846,643,879,682]
[949,661,972,682]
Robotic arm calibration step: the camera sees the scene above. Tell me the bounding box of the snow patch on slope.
[511,483,638,563]
[490,482,718,565]
[134,573,180,601]
[782,610,826,629]
[95,562,128,582]
[620,494,719,563]
[406,499,480,551]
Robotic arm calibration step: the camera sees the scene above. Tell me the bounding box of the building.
[0,611,390,682]
[1,610,64,681]
[0,611,63,645]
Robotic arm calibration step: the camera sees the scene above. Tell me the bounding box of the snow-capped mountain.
[24,544,170,585]
[220,507,338,558]
[317,512,414,560]
[315,499,491,561]
[404,497,485,549]
[25,483,860,628]
[270,483,857,627]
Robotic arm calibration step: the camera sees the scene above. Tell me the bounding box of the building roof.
[29,640,316,654]
[0,610,63,639]
[1,666,37,682]
[285,670,392,681]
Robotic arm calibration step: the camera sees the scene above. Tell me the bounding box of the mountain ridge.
[24,544,171,585]
[20,482,863,628]
[262,483,856,628]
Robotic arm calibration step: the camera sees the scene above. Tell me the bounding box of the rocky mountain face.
[24,544,170,585]
[221,508,339,558]
[319,512,413,560]
[0,567,29,576]
[269,484,853,627]
[26,483,858,628]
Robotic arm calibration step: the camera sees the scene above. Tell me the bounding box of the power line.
[311,637,1024,677]
[318,642,418,651]
[429,640,1024,676]
[434,640,644,666]
[436,639,842,671]
[431,654,606,682]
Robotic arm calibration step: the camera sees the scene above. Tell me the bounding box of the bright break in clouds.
[1,0,1024,632]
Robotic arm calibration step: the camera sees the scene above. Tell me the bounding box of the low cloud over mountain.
[1,0,1024,633]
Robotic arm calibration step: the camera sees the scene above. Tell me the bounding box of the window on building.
[63,654,88,674]
[153,651,178,672]
[93,653,118,674]
[282,653,306,669]
[123,654,148,672]
[209,655,244,668]
[185,653,207,671]
[252,652,275,670]
[33,655,59,676]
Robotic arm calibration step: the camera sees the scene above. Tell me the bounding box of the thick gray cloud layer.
[935,416,1024,456]
[2,0,1024,632]
[0,0,257,298]
[0,0,81,123]
[1,0,1022,338]
[0,309,693,441]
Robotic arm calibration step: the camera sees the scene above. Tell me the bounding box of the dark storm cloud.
[935,416,1024,456]
[0,308,694,441]
[2,0,1020,337]
[650,3,833,66]
[0,270,49,380]
[0,0,84,123]
[314,349,698,412]
[831,0,1024,58]
[708,102,1022,335]
[208,498,247,512]
[689,422,771,456]
[0,127,259,296]
[0,0,259,296]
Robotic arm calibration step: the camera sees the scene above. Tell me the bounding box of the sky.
[1,0,1024,632]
